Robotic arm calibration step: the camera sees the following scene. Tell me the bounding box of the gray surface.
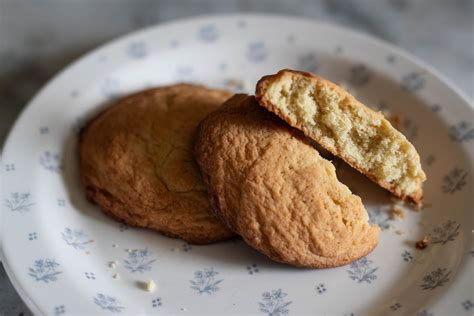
[0,0,473,314]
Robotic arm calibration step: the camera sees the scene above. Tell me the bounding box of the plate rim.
[1,13,473,315]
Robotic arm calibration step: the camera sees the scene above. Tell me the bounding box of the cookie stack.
[80,69,426,268]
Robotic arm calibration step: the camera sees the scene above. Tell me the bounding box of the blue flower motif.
[417,310,434,316]
[198,25,218,43]
[62,228,93,250]
[402,250,413,262]
[347,257,378,283]
[168,40,178,49]
[126,41,147,59]
[462,300,473,311]
[190,268,223,294]
[175,66,195,82]
[5,163,15,172]
[258,289,292,316]
[28,232,38,240]
[85,272,96,280]
[449,121,474,142]
[181,243,192,252]
[390,303,402,311]
[368,208,391,230]
[246,264,259,274]
[70,90,80,98]
[247,42,267,63]
[119,223,129,232]
[53,305,65,316]
[4,192,34,213]
[420,268,450,290]
[123,248,156,273]
[152,297,162,308]
[442,168,468,193]
[237,20,247,28]
[94,293,124,313]
[297,53,319,73]
[401,72,425,92]
[425,154,436,166]
[429,220,460,245]
[39,151,61,173]
[101,78,120,98]
[28,259,62,283]
[349,64,371,86]
[315,283,326,294]
[386,54,396,64]
[431,104,441,112]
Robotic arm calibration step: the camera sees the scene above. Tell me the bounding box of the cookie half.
[256,69,426,203]
[80,84,235,244]
[195,94,379,268]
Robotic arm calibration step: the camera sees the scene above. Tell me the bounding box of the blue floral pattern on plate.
[420,268,450,290]
[94,293,124,313]
[347,257,378,284]
[4,192,33,213]
[190,268,223,294]
[449,121,474,142]
[123,248,156,273]
[401,72,425,92]
[1,15,472,315]
[62,228,93,250]
[442,168,468,193]
[126,41,147,59]
[258,289,292,316]
[28,259,62,283]
[246,42,267,63]
[429,220,460,245]
[39,151,61,173]
[198,25,218,42]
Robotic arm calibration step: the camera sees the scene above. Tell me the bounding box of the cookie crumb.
[416,237,429,250]
[85,251,91,255]
[112,273,120,280]
[109,261,118,268]
[145,280,156,292]
[390,205,405,220]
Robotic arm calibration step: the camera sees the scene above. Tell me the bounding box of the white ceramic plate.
[1,14,473,316]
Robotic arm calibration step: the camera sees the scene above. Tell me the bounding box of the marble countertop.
[0,0,472,314]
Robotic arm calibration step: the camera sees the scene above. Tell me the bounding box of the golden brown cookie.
[79,84,235,244]
[195,94,379,268]
[256,69,426,204]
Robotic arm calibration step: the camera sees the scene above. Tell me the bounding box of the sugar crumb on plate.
[416,237,429,250]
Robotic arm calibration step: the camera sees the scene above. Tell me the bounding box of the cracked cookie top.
[79,84,235,244]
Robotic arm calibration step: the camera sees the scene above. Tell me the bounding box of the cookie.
[79,84,235,244]
[195,94,379,268]
[256,69,426,203]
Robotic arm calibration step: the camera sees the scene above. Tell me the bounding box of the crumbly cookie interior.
[261,73,425,198]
